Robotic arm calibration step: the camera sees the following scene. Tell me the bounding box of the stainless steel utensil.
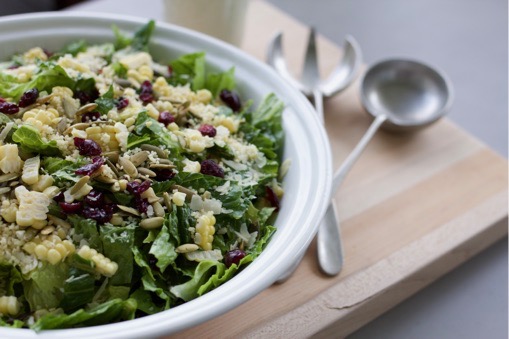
[321,59,453,274]
[267,29,362,281]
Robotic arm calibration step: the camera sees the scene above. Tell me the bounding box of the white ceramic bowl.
[0,13,332,338]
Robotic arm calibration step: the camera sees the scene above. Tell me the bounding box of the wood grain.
[168,1,508,337]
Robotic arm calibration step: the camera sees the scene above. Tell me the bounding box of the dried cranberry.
[59,201,83,214]
[84,189,105,207]
[139,92,153,104]
[219,89,241,112]
[154,169,175,181]
[198,124,216,137]
[18,88,39,108]
[200,159,224,178]
[74,137,102,156]
[225,249,246,267]
[158,111,175,126]
[76,157,104,176]
[265,186,280,212]
[7,64,19,70]
[139,81,154,104]
[75,89,99,105]
[81,111,101,122]
[82,206,114,224]
[75,91,90,105]
[167,65,173,77]
[0,98,5,103]
[0,102,19,115]
[140,80,153,93]
[126,180,151,196]
[53,192,64,202]
[43,49,53,58]
[134,196,149,214]
[115,97,129,110]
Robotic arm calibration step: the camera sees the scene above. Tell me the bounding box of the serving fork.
[267,28,362,281]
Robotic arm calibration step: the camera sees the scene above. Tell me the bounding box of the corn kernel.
[47,249,62,265]
[34,244,48,259]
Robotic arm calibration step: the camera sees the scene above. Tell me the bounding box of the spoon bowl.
[361,59,453,131]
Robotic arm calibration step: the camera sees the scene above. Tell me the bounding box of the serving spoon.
[319,58,453,275]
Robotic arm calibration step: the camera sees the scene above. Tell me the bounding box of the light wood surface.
[169,2,508,337]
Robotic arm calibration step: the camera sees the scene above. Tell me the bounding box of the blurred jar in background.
[163,0,249,46]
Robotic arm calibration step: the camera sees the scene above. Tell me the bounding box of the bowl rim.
[0,12,333,338]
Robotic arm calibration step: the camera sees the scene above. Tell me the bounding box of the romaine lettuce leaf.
[23,263,68,310]
[100,224,135,285]
[169,52,206,90]
[43,157,86,184]
[59,267,95,312]
[32,298,137,331]
[241,93,285,161]
[94,85,115,115]
[129,287,164,315]
[0,264,22,296]
[169,52,236,96]
[148,224,177,272]
[69,215,102,252]
[60,40,88,56]
[171,172,250,219]
[129,111,181,157]
[204,67,235,97]
[170,261,223,302]
[112,20,155,52]
[12,125,60,156]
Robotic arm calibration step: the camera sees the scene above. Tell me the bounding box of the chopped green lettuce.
[12,125,60,156]
[32,298,137,331]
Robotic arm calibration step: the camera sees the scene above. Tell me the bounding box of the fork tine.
[266,32,309,94]
[301,27,320,88]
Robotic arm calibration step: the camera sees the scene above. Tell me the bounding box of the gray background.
[1,0,507,338]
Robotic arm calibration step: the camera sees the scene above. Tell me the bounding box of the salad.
[0,21,286,330]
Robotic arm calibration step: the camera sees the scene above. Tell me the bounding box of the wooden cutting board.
[170,1,508,337]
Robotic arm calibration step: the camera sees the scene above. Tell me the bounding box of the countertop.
[65,1,508,338]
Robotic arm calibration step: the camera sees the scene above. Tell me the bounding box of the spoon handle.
[331,114,387,195]
[317,199,343,275]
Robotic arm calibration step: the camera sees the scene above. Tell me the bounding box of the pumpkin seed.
[114,78,133,88]
[103,151,120,164]
[130,151,149,167]
[109,214,124,226]
[175,243,199,253]
[139,217,165,230]
[0,187,11,194]
[163,192,172,211]
[70,176,90,195]
[152,201,165,217]
[62,96,79,118]
[117,205,141,216]
[36,94,53,105]
[48,215,71,229]
[75,103,98,120]
[138,167,156,177]
[118,157,138,178]
[40,225,56,235]
[140,144,168,159]
[148,163,176,169]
